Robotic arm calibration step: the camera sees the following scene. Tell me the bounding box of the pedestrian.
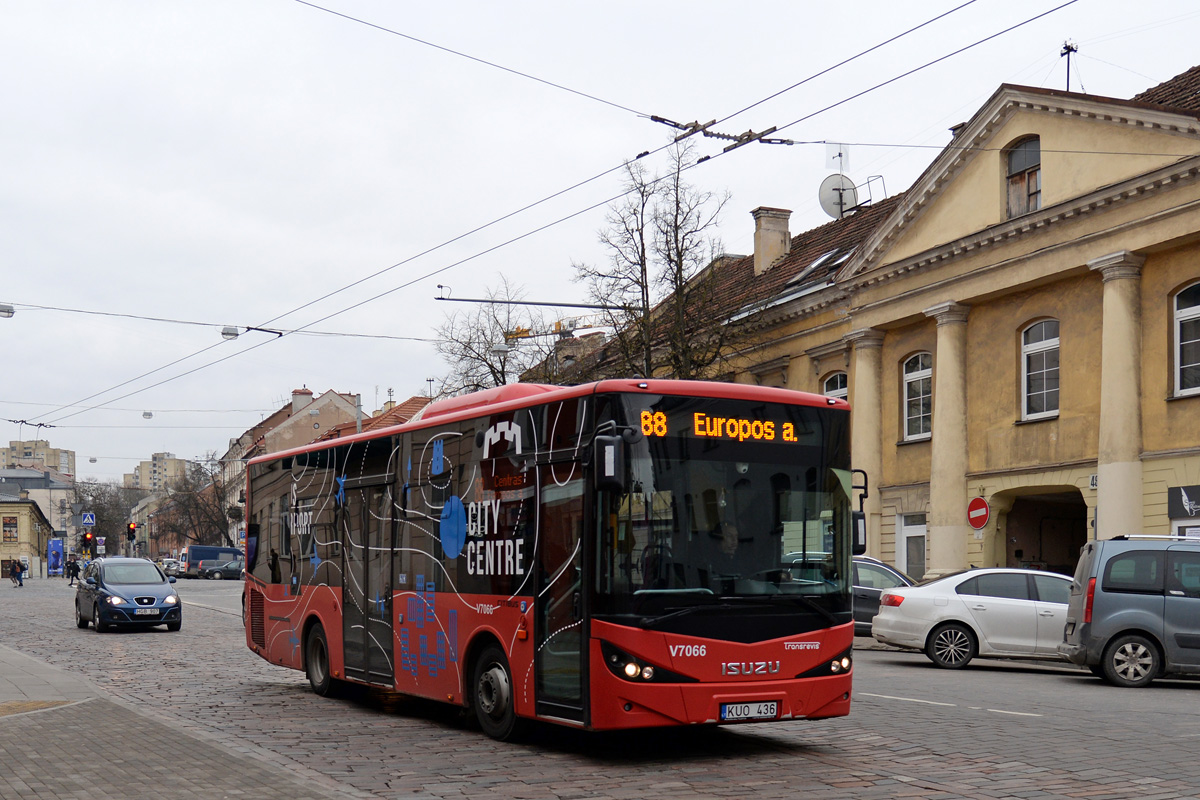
[10,560,23,588]
[67,558,80,587]
[8,561,16,587]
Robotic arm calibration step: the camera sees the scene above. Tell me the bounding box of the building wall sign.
[1167,485,1200,519]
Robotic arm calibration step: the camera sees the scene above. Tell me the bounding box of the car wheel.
[213,572,224,580]
[93,604,108,633]
[305,624,334,696]
[166,620,181,632]
[75,602,89,629]
[472,644,528,741]
[926,622,976,669]
[1102,634,1160,688]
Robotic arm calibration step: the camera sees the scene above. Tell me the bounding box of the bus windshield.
[593,395,853,634]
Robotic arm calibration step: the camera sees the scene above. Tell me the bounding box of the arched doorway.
[1002,490,1087,576]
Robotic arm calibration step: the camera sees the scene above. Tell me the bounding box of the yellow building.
[726,66,1200,578]
[0,494,54,579]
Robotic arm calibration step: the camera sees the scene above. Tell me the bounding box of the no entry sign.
[967,497,990,530]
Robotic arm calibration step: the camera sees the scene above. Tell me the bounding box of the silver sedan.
[871,568,1071,669]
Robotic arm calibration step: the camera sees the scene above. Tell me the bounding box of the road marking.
[858,692,956,707]
[181,600,241,617]
[860,693,1041,717]
[986,708,1042,717]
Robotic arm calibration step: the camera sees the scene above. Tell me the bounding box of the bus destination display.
[640,409,801,443]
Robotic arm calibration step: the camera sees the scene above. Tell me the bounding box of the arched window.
[903,353,932,441]
[823,372,848,400]
[1175,283,1200,396]
[1006,137,1041,218]
[1022,319,1060,420]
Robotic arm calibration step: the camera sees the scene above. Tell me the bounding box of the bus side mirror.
[851,511,867,556]
[593,435,627,493]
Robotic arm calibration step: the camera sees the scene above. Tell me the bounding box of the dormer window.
[1006,137,1041,218]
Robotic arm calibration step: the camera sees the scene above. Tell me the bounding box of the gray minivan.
[1059,535,1200,687]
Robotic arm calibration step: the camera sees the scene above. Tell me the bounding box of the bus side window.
[280,494,292,557]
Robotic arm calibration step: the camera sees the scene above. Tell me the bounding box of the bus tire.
[305,623,334,696]
[472,644,528,741]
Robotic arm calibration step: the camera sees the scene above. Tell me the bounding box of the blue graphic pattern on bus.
[397,577,457,678]
[440,496,467,558]
[431,439,444,475]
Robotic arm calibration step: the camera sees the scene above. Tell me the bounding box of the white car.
[871,568,1071,669]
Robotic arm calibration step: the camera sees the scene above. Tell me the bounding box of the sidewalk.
[0,590,356,800]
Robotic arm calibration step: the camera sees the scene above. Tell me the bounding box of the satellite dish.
[818,173,859,219]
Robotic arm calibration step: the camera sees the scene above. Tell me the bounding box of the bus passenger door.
[343,486,395,685]
[535,472,585,722]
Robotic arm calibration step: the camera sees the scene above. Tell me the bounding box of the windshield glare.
[105,563,166,585]
[594,396,852,619]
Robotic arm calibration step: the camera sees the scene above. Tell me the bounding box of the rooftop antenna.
[818,174,859,220]
[1061,40,1078,92]
[819,143,859,219]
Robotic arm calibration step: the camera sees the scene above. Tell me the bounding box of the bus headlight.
[601,642,696,684]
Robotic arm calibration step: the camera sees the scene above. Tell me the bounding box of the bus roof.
[248,379,847,466]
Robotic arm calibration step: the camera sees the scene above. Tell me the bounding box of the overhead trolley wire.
[29,1,1029,424]
[291,0,650,118]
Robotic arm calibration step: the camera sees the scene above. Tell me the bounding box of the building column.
[1089,251,1145,539]
[925,302,970,574]
[845,328,884,556]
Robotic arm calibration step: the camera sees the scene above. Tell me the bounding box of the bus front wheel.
[305,624,334,696]
[472,644,527,741]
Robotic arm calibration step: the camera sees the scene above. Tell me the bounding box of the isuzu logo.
[721,661,781,676]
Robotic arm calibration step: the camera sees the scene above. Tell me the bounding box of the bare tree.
[573,139,731,379]
[434,277,558,394]
[71,480,150,550]
[573,157,656,377]
[156,461,234,549]
[653,142,731,379]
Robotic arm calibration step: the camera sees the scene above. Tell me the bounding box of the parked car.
[1059,535,1200,687]
[852,556,915,636]
[158,558,180,577]
[872,567,1071,668]
[75,556,181,632]
[201,559,245,580]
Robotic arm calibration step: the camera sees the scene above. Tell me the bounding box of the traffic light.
[126,522,137,542]
[83,530,94,556]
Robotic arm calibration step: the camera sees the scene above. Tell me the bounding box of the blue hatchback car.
[75,557,182,632]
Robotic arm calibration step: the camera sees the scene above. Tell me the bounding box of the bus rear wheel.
[472,644,528,741]
[305,624,334,696]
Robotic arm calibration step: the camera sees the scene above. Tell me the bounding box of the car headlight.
[105,596,126,606]
[164,595,178,605]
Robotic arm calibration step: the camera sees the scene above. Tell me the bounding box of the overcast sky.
[2,0,1197,482]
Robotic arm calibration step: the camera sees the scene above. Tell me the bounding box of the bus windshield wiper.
[638,601,776,628]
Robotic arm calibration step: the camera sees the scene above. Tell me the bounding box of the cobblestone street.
[2,578,1200,799]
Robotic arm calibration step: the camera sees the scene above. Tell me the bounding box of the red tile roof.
[315,396,431,440]
[1133,64,1200,111]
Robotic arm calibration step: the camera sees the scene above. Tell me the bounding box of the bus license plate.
[134,608,160,616]
[721,701,777,721]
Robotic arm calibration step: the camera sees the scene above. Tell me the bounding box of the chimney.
[752,207,792,276]
[291,388,314,414]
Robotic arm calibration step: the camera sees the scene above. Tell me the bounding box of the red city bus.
[244,379,863,740]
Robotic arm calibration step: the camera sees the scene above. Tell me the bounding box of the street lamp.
[0,304,14,319]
